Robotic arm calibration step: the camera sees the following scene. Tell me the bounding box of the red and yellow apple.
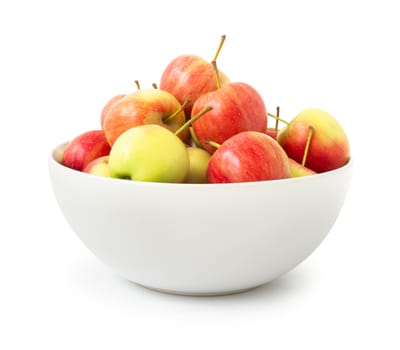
[159,54,229,118]
[83,155,110,177]
[207,131,291,183]
[191,82,267,153]
[277,108,350,173]
[62,130,111,171]
[102,89,188,146]
[100,94,126,128]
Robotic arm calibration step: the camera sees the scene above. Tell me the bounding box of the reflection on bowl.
[49,143,353,296]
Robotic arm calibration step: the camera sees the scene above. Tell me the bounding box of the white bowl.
[49,143,353,296]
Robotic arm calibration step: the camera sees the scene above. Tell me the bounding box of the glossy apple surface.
[207,131,291,183]
[62,130,111,171]
[191,82,267,153]
[277,108,350,173]
[103,89,188,146]
[83,155,110,177]
[159,54,229,118]
[108,124,189,183]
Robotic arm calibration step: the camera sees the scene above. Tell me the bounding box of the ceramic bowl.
[49,143,353,296]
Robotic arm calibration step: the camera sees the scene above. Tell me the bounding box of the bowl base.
[135,283,260,297]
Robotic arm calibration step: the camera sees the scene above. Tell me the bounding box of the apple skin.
[266,128,279,140]
[102,89,188,147]
[159,54,229,118]
[191,82,267,153]
[62,130,111,171]
[207,131,291,183]
[288,158,316,177]
[83,155,110,177]
[277,108,350,173]
[53,142,68,163]
[108,124,189,183]
[186,147,211,184]
[100,94,126,128]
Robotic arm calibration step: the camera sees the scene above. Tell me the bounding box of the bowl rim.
[49,141,354,189]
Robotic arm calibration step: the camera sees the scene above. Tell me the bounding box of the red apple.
[277,108,350,173]
[159,54,229,118]
[83,155,110,177]
[191,82,267,153]
[62,130,111,171]
[100,94,126,128]
[102,88,188,146]
[207,131,291,183]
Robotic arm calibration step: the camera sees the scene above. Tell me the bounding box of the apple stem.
[134,80,141,90]
[152,83,158,89]
[213,35,226,61]
[189,127,202,148]
[205,140,221,149]
[163,98,192,123]
[267,112,289,125]
[174,106,213,136]
[302,126,314,166]
[212,60,222,89]
[275,106,280,131]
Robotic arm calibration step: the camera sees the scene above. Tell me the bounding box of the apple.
[102,88,188,146]
[191,82,267,153]
[100,94,126,128]
[159,55,229,118]
[53,142,68,163]
[159,36,229,118]
[288,158,316,177]
[108,124,189,183]
[277,108,350,173]
[206,131,291,183]
[265,128,279,140]
[186,147,211,183]
[83,155,110,177]
[62,130,111,171]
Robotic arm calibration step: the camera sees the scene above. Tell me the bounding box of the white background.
[1,0,399,349]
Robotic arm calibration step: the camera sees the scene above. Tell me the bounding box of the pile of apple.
[60,36,350,184]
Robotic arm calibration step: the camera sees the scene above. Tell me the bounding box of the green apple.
[186,147,211,183]
[108,124,189,183]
